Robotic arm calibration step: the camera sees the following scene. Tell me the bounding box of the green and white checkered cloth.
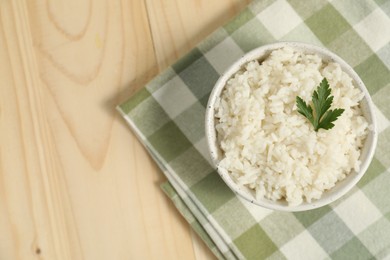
[118,0,390,259]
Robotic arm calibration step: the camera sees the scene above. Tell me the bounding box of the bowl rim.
[205,41,378,212]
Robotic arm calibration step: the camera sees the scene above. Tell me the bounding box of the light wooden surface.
[0,0,251,259]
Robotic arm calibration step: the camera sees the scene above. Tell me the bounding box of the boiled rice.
[214,47,368,206]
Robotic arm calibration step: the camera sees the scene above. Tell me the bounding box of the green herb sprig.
[296,78,344,132]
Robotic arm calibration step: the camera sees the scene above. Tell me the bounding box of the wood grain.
[146,0,251,69]
[0,0,249,259]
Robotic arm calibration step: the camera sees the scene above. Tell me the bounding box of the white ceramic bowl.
[205,42,378,212]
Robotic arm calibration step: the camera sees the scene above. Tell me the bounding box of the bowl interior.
[205,42,378,212]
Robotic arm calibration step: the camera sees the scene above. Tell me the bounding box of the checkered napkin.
[118,0,390,259]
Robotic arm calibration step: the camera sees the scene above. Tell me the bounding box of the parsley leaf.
[317,108,344,130]
[296,78,344,132]
[296,96,314,125]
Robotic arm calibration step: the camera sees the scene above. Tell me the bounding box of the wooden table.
[0,0,250,259]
